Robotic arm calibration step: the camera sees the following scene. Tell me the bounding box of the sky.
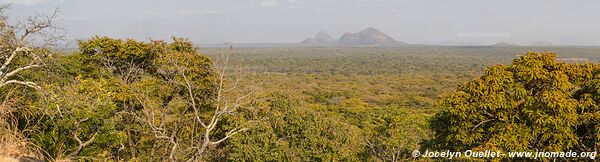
[2,0,600,45]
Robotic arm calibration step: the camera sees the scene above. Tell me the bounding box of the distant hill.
[302,31,336,44]
[420,41,481,46]
[300,27,402,46]
[492,42,518,47]
[530,41,555,46]
[338,27,400,45]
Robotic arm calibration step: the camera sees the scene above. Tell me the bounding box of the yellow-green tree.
[24,37,257,161]
[429,52,600,159]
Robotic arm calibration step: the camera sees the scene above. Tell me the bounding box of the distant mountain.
[492,42,518,47]
[299,27,403,46]
[338,27,400,45]
[421,41,481,46]
[530,41,555,46]
[302,31,336,44]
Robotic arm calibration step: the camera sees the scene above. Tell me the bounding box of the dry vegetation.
[4,4,600,161]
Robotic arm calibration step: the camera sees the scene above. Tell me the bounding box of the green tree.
[0,4,61,159]
[20,37,258,161]
[223,93,365,161]
[428,52,600,160]
[364,108,430,162]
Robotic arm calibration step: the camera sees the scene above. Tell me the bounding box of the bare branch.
[210,127,249,145]
[69,118,97,157]
[0,80,41,90]
[0,6,62,91]
[176,62,208,128]
[0,52,15,74]
[470,119,495,132]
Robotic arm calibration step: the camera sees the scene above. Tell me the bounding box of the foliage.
[223,93,365,161]
[6,27,600,161]
[14,36,230,161]
[428,52,600,160]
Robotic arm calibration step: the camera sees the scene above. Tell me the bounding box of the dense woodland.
[4,6,600,162]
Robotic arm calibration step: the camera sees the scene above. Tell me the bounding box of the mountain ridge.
[302,31,336,44]
[301,27,403,46]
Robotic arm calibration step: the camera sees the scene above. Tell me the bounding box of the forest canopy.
[429,52,600,159]
[3,5,600,162]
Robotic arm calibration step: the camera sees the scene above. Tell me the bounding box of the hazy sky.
[3,0,600,45]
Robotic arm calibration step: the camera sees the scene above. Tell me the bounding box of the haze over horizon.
[3,0,600,46]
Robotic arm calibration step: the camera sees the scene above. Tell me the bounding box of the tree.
[50,37,258,161]
[150,45,258,161]
[572,67,600,152]
[428,52,600,160]
[0,4,61,90]
[78,36,157,82]
[0,4,61,160]
[222,93,365,161]
[365,108,430,162]
[38,77,129,160]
